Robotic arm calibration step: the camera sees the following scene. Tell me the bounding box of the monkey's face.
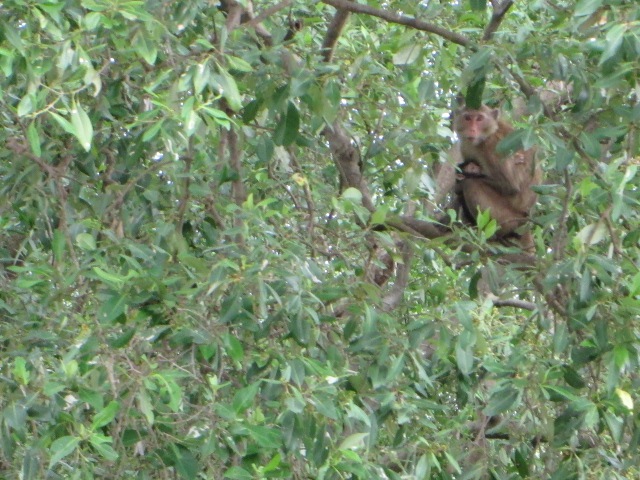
[455,107,500,146]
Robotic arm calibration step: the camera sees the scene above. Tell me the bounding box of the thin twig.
[245,0,292,27]
[289,149,317,240]
[552,168,572,261]
[176,155,193,234]
[321,0,470,47]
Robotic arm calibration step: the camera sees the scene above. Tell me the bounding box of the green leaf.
[574,0,603,17]
[49,111,76,135]
[339,432,368,450]
[22,449,40,480]
[262,453,282,473]
[48,436,80,469]
[98,293,127,323]
[216,63,242,112]
[224,333,244,362]
[225,54,253,73]
[171,444,200,480]
[289,312,310,345]
[246,425,282,448]
[576,221,606,246]
[341,187,363,203]
[76,233,97,251]
[70,101,93,151]
[17,94,34,117]
[134,31,158,65]
[513,447,530,477]
[604,411,623,442]
[415,454,431,479]
[444,451,462,475]
[26,122,41,156]
[1,21,25,54]
[89,433,119,461]
[108,327,136,348]
[455,342,473,375]
[370,206,388,226]
[579,131,601,158]
[201,106,232,129]
[465,75,485,109]
[543,385,582,403]
[12,357,30,385]
[92,267,137,287]
[142,119,164,142]
[599,24,625,65]
[484,386,519,416]
[273,101,300,146]
[4,401,27,430]
[84,11,102,30]
[152,373,183,412]
[91,400,120,430]
[137,389,155,425]
[496,130,525,155]
[392,44,420,65]
[233,383,259,413]
[224,466,253,479]
[470,0,487,10]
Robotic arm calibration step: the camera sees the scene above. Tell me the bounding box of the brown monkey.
[451,104,542,250]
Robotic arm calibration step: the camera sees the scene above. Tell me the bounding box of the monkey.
[446,103,542,250]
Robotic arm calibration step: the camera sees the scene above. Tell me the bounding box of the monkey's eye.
[463,114,473,121]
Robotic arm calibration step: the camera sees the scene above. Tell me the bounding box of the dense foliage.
[1,1,639,479]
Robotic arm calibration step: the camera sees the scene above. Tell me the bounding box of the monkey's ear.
[490,108,500,119]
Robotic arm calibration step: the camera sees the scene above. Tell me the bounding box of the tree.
[1,0,639,478]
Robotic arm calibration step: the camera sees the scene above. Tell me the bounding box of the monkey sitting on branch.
[443,100,542,252]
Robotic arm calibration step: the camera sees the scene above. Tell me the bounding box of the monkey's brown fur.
[452,104,542,250]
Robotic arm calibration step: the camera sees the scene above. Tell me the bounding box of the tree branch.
[322,121,375,212]
[382,239,413,311]
[322,9,351,62]
[245,0,292,27]
[492,298,536,310]
[483,1,514,41]
[321,0,470,47]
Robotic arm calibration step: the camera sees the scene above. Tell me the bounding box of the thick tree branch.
[492,298,536,310]
[220,0,273,45]
[322,9,351,62]
[382,239,412,311]
[321,0,470,47]
[221,0,244,32]
[322,122,375,212]
[483,1,514,40]
[395,216,443,239]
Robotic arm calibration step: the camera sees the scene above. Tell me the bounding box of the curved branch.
[321,0,470,47]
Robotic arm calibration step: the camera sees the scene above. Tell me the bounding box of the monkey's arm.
[472,150,536,196]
